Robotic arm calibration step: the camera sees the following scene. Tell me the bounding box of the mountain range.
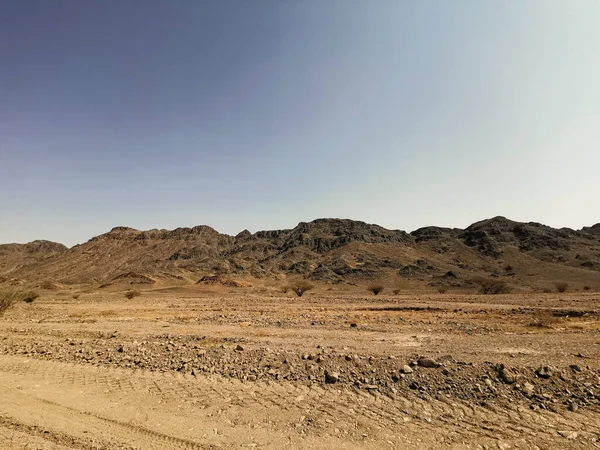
[1,217,599,291]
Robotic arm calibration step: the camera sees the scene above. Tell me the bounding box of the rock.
[418,358,440,368]
[325,371,340,384]
[498,366,517,384]
[438,354,454,363]
[350,323,357,328]
[557,430,577,439]
[522,382,535,396]
[535,366,553,379]
[236,345,245,351]
[400,365,413,374]
[569,364,582,372]
[117,345,124,353]
[568,403,578,412]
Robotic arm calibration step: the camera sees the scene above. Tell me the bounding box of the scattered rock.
[400,365,413,374]
[557,430,578,439]
[417,358,440,368]
[498,366,517,384]
[325,371,340,384]
[235,345,245,351]
[535,366,553,379]
[522,382,535,396]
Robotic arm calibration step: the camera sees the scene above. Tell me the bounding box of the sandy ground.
[1,288,600,449]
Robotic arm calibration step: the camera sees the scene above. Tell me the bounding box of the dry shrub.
[477,279,512,295]
[392,288,400,295]
[0,290,39,317]
[288,280,313,297]
[530,309,558,328]
[124,289,141,299]
[437,286,449,294]
[554,282,569,293]
[368,285,384,295]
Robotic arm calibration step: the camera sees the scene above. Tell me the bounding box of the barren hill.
[1,217,599,290]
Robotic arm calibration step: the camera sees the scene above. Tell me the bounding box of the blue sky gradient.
[1,0,598,246]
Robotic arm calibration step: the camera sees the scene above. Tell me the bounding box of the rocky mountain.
[1,217,599,290]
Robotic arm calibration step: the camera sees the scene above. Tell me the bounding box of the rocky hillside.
[1,217,599,290]
[0,240,68,285]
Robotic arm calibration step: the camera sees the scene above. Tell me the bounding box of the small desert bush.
[530,309,558,328]
[368,285,384,295]
[22,291,40,303]
[288,280,313,297]
[124,289,141,299]
[477,279,512,295]
[554,282,569,293]
[437,286,449,294]
[0,290,40,317]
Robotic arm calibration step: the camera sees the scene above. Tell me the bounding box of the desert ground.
[1,286,600,449]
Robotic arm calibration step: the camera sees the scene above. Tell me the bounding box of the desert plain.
[1,285,600,449]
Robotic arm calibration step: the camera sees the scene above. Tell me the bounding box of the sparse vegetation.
[22,291,40,303]
[288,280,313,297]
[530,309,558,328]
[0,289,40,317]
[477,279,512,295]
[124,289,141,299]
[555,282,569,293]
[368,285,384,295]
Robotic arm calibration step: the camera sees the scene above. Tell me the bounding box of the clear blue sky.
[1,0,598,246]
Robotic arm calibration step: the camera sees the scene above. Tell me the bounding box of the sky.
[1,0,598,247]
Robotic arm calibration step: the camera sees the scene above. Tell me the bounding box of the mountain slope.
[1,217,599,290]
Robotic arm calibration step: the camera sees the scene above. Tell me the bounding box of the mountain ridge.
[1,216,599,290]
